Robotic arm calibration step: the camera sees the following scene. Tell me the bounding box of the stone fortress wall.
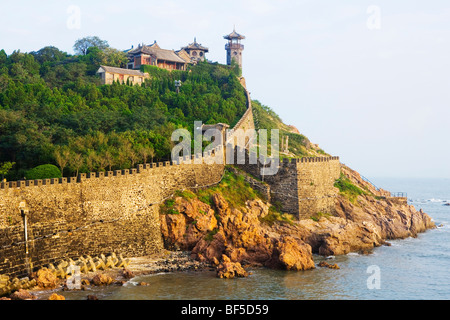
[0,77,341,278]
[0,153,224,278]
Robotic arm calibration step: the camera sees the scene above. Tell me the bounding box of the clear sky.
[1,0,449,179]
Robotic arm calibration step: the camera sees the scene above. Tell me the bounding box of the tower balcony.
[225,43,244,50]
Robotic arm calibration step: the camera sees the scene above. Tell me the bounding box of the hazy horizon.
[1,0,449,179]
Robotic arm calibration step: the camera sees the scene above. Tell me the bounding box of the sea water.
[35,178,450,300]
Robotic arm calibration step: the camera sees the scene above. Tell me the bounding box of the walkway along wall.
[228,81,341,219]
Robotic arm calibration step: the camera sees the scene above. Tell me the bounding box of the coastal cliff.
[160,166,435,273]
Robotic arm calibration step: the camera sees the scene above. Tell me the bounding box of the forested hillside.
[0,46,247,180]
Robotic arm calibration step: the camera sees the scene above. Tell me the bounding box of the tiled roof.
[181,38,209,51]
[97,66,147,76]
[128,44,186,64]
[224,29,245,40]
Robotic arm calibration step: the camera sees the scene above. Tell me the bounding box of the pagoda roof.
[181,38,209,52]
[224,28,245,40]
[128,43,186,64]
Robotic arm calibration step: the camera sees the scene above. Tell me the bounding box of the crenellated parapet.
[232,147,341,219]
[0,145,225,191]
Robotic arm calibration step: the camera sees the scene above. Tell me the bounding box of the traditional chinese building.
[178,38,209,64]
[126,41,187,71]
[96,65,149,85]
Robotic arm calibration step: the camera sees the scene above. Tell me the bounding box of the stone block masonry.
[0,154,224,278]
[234,149,341,219]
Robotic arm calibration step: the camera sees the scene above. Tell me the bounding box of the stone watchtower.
[224,27,245,70]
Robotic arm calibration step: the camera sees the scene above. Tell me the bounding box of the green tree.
[54,145,71,176]
[30,46,67,64]
[69,152,84,177]
[73,36,109,55]
[100,47,128,68]
[138,145,155,164]
[0,162,15,180]
[102,149,115,171]
[86,151,98,172]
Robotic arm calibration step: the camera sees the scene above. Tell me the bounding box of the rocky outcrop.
[160,197,218,251]
[92,274,114,286]
[35,268,58,289]
[268,194,434,257]
[266,236,315,271]
[48,293,65,300]
[161,193,315,272]
[216,255,248,278]
[318,261,340,269]
[9,289,37,300]
[159,166,435,272]
[340,165,391,198]
[335,194,434,241]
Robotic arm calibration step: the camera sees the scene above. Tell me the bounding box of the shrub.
[25,164,62,180]
[310,211,331,222]
[205,228,219,242]
[259,203,295,226]
[175,190,196,200]
[195,169,260,209]
[160,198,179,215]
[334,174,366,203]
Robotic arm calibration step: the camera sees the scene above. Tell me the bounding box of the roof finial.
[233,24,236,31]
[194,37,197,43]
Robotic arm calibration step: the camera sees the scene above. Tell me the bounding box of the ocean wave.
[428,198,448,203]
[409,198,450,204]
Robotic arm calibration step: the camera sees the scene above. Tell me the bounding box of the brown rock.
[9,289,37,300]
[268,236,315,271]
[212,193,229,213]
[92,274,113,286]
[216,255,248,279]
[87,295,98,300]
[192,229,227,262]
[173,193,274,267]
[318,261,340,269]
[48,293,65,300]
[226,247,246,263]
[35,268,58,289]
[122,268,134,279]
[161,197,218,251]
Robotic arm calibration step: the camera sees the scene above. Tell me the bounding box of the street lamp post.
[174,80,181,94]
[19,201,31,275]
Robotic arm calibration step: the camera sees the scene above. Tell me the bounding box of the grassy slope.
[251,100,329,158]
